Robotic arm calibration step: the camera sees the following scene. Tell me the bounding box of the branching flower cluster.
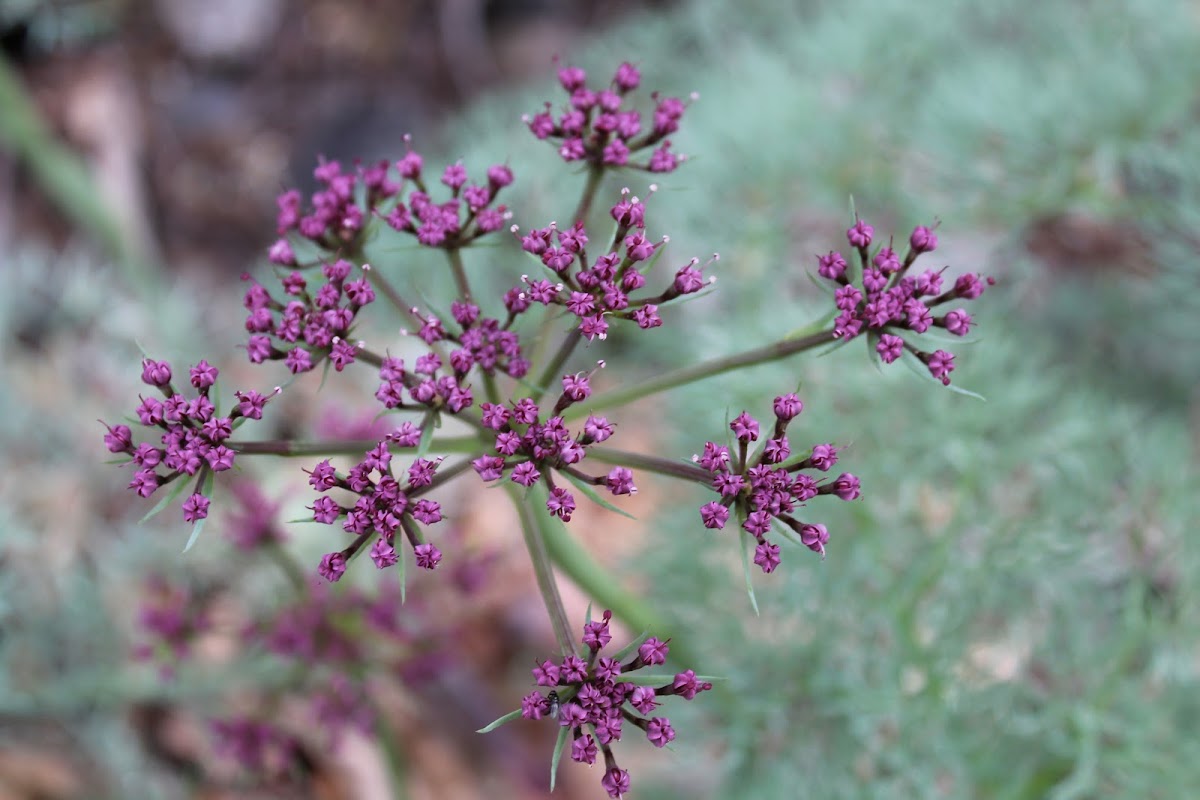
[102,60,992,796]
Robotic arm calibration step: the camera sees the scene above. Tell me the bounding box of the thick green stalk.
[447,247,472,302]
[572,164,607,224]
[532,330,582,404]
[584,446,712,484]
[564,327,837,421]
[530,485,695,665]
[510,484,575,656]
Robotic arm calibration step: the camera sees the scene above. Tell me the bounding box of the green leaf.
[815,334,856,359]
[317,356,333,392]
[611,630,651,663]
[415,411,437,460]
[898,349,987,401]
[477,708,522,734]
[549,724,571,792]
[558,469,637,520]
[139,476,192,524]
[618,672,727,686]
[738,530,761,617]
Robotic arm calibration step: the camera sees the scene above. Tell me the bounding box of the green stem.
[585,447,712,484]
[365,264,425,331]
[564,327,837,421]
[263,543,307,591]
[532,330,582,404]
[230,436,484,457]
[447,247,472,302]
[572,164,606,224]
[509,484,575,656]
[530,486,696,665]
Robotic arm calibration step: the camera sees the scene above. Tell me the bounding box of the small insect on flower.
[547,690,561,720]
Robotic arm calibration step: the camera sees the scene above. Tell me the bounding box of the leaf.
[815,334,856,359]
[477,708,523,734]
[415,411,438,460]
[139,475,192,524]
[898,349,987,401]
[738,531,761,617]
[317,357,333,392]
[611,631,651,663]
[559,469,637,520]
[618,672,727,686]
[549,724,571,792]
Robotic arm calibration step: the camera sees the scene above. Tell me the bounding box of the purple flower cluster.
[694,394,860,572]
[306,429,447,581]
[381,149,514,248]
[374,300,530,414]
[521,610,711,798]
[242,258,375,375]
[101,358,277,523]
[524,61,690,173]
[817,218,994,385]
[472,372,633,522]
[270,149,513,257]
[505,189,716,341]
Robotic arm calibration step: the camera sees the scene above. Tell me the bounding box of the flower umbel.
[516,610,711,797]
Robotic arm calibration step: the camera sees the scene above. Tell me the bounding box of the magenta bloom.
[318,552,347,583]
[182,493,210,523]
[601,767,631,798]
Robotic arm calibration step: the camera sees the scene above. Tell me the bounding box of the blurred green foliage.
[2,0,1197,796]
[447,0,1200,796]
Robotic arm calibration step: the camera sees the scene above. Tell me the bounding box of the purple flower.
[370,538,399,568]
[942,309,972,336]
[730,412,760,442]
[817,251,847,280]
[520,691,547,720]
[571,734,598,764]
[318,552,347,583]
[877,333,905,364]
[763,437,790,464]
[560,654,588,683]
[809,443,838,471]
[182,493,210,523]
[141,358,172,387]
[629,685,659,714]
[601,767,631,798]
[411,499,442,525]
[926,349,956,385]
[832,473,861,501]
[699,501,729,529]
[910,224,938,253]
[800,522,829,556]
[646,717,676,748]
[546,486,576,522]
[847,218,874,249]
[639,637,670,665]
[582,611,613,651]
[533,659,561,687]
[561,373,591,402]
[413,543,442,570]
[773,393,803,421]
[605,467,637,496]
[103,423,133,453]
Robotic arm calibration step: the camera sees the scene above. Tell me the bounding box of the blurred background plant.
[1,0,1197,798]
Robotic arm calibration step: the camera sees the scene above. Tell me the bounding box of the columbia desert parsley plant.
[102,61,991,796]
